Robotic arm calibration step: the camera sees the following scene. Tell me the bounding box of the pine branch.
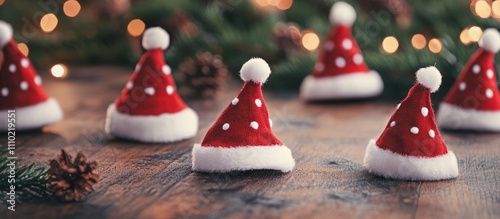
[0,147,52,201]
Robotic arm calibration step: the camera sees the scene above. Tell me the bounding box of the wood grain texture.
[1,66,499,219]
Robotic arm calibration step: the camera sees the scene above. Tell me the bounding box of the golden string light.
[492,1,500,18]
[17,43,29,56]
[254,0,293,10]
[468,26,483,42]
[301,31,320,51]
[277,0,293,10]
[474,0,492,18]
[382,36,398,54]
[411,34,427,50]
[127,19,146,37]
[460,28,472,45]
[254,0,269,7]
[51,64,68,78]
[63,0,81,18]
[268,0,280,6]
[428,38,442,53]
[40,13,58,33]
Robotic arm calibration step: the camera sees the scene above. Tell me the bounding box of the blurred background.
[0,0,499,99]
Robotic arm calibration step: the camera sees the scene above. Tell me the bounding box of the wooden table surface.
[1,66,500,219]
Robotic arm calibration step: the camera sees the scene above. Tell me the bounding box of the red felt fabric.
[115,49,187,115]
[0,40,49,110]
[443,49,500,110]
[201,82,283,148]
[312,25,370,78]
[376,84,449,157]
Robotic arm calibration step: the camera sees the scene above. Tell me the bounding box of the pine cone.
[273,22,306,53]
[47,150,99,202]
[179,52,230,98]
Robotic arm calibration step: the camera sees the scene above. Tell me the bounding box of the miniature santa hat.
[0,21,63,131]
[105,27,198,143]
[437,28,500,132]
[300,1,383,101]
[364,67,459,181]
[192,58,295,172]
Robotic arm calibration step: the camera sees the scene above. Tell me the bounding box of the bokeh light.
[40,13,58,33]
[267,0,280,6]
[475,0,491,18]
[428,38,442,53]
[0,0,5,6]
[460,28,471,45]
[254,0,269,7]
[51,64,68,78]
[492,1,500,18]
[382,36,399,54]
[277,0,293,10]
[468,26,483,42]
[411,34,427,50]
[127,19,146,37]
[18,43,29,56]
[301,32,320,51]
[63,0,81,18]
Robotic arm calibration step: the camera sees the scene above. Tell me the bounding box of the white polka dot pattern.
[390,121,396,127]
[353,54,363,65]
[410,127,419,134]
[135,64,141,71]
[335,57,346,68]
[255,99,262,107]
[232,98,239,105]
[166,85,174,95]
[145,87,155,95]
[324,41,334,51]
[250,121,259,130]
[459,82,466,91]
[487,69,494,79]
[126,81,133,89]
[269,118,273,127]
[428,129,435,138]
[342,39,352,50]
[222,123,230,130]
[1,88,8,97]
[472,64,480,74]
[20,81,28,91]
[9,64,16,73]
[421,107,429,117]
[34,75,42,85]
[21,58,29,68]
[162,65,171,75]
[485,89,493,98]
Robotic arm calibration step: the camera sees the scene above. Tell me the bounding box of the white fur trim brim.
[105,104,198,143]
[363,140,459,181]
[192,144,295,173]
[0,98,63,131]
[436,102,500,132]
[300,71,384,101]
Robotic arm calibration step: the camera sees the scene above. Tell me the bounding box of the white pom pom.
[416,66,442,93]
[240,58,271,84]
[0,20,13,48]
[329,2,357,26]
[142,27,170,50]
[478,28,500,53]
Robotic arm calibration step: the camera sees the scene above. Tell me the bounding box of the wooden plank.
[1,66,499,219]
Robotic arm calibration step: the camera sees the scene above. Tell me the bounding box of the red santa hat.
[364,67,459,181]
[192,58,295,172]
[0,20,63,131]
[300,1,384,101]
[105,27,198,143]
[437,28,500,132]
